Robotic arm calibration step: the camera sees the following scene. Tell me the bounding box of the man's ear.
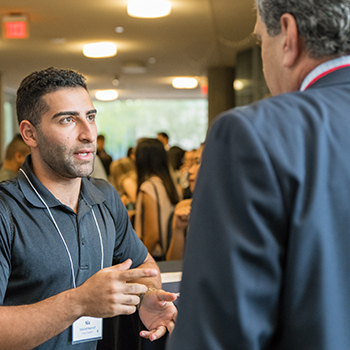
[20,120,37,148]
[280,13,300,67]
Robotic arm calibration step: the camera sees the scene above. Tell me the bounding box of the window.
[94,99,208,160]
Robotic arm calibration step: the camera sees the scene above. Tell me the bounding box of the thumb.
[156,290,178,303]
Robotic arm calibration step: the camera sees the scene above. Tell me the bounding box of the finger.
[118,293,141,306]
[124,282,148,295]
[140,326,167,341]
[113,259,133,271]
[117,268,159,282]
[167,320,176,335]
[173,308,178,323]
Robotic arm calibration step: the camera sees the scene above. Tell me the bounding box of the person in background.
[0,67,177,350]
[167,145,185,187]
[90,153,108,181]
[166,145,203,261]
[179,149,196,199]
[167,0,350,349]
[134,138,181,261]
[127,146,136,161]
[110,156,138,215]
[157,132,170,151]
[0,133,30,182]
[96,134,113,176]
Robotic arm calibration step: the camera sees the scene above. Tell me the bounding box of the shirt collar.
[300,55,350,91]
[18,155,106,209]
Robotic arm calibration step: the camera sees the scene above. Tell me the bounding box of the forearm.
[0,288,81,350]
[142,231,159,254]
[166,227,185,260]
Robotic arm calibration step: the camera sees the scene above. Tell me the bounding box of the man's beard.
[36,129,95,179]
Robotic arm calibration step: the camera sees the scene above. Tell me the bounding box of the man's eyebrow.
[52,109,97,119]
[52,111,79,119]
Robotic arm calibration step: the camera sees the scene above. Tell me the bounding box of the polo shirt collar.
[18,155,106,209]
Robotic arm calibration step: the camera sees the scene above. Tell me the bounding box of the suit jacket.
[167,66,350,350]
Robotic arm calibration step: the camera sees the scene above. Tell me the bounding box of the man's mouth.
[74,150,94,159]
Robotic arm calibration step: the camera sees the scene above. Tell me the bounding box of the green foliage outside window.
[94,99,208,160]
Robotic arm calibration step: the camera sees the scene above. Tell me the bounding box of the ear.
[20,120,37,148]
[13,151,22,163]
[280,13,300,67]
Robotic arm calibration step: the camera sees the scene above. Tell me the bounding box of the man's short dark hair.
[157,132,169,140]
[16,67,87,127]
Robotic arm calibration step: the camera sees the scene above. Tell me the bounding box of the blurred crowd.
[0,130,201,261]
[100,132,203,261]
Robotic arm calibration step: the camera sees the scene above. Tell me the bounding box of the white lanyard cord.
[91,208,104,271]
[19,168,103,289]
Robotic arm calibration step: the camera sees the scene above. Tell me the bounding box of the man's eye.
[61,116,74,123]
[87,114,96,122]
[256,40,262,47]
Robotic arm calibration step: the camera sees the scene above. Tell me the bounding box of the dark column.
[207,66,235,127]
[0,74,4,160]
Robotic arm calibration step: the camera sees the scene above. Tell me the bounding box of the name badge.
[72,316,103,344]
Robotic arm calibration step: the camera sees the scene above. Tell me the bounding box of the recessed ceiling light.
[83,42,117,58]
[114,26,125,33]
[172,77,198,89]
[127,0,171,18]
[95,90,119,101]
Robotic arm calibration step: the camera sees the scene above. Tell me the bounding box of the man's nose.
[78,119,96,143]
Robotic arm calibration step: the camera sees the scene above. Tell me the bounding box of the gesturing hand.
[139,289,177,341]
[76,259,159,318]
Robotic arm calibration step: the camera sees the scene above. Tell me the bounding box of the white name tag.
[72,316,103,344]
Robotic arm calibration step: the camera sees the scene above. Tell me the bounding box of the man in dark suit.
[167,1,350,349]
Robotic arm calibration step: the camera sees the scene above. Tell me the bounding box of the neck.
[291,54,334,93]
[30,158,82,213]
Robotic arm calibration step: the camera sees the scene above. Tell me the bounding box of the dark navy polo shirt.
[0,156,147,349]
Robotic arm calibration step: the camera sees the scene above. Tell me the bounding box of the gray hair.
[256,0,350,58]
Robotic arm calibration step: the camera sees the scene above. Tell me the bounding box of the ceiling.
[0,0,257,100]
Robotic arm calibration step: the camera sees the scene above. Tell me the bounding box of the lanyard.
[19,168,104,289]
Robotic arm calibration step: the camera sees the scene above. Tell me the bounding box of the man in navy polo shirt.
[0,67,177,349]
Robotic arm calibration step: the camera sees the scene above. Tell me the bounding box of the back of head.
[97,135,105,150]
[136,138,168,179]
[168,146,185,171]
[157,132,169,146]
[5,134,30,161]
[110,157,137,192]
[135,138,179,204]
[16,67,87,127]
[256,0,350,58]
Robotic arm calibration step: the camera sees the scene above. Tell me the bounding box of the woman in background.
[134,138,181,260]
[166,145,203,260]
[110,157,137,222]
